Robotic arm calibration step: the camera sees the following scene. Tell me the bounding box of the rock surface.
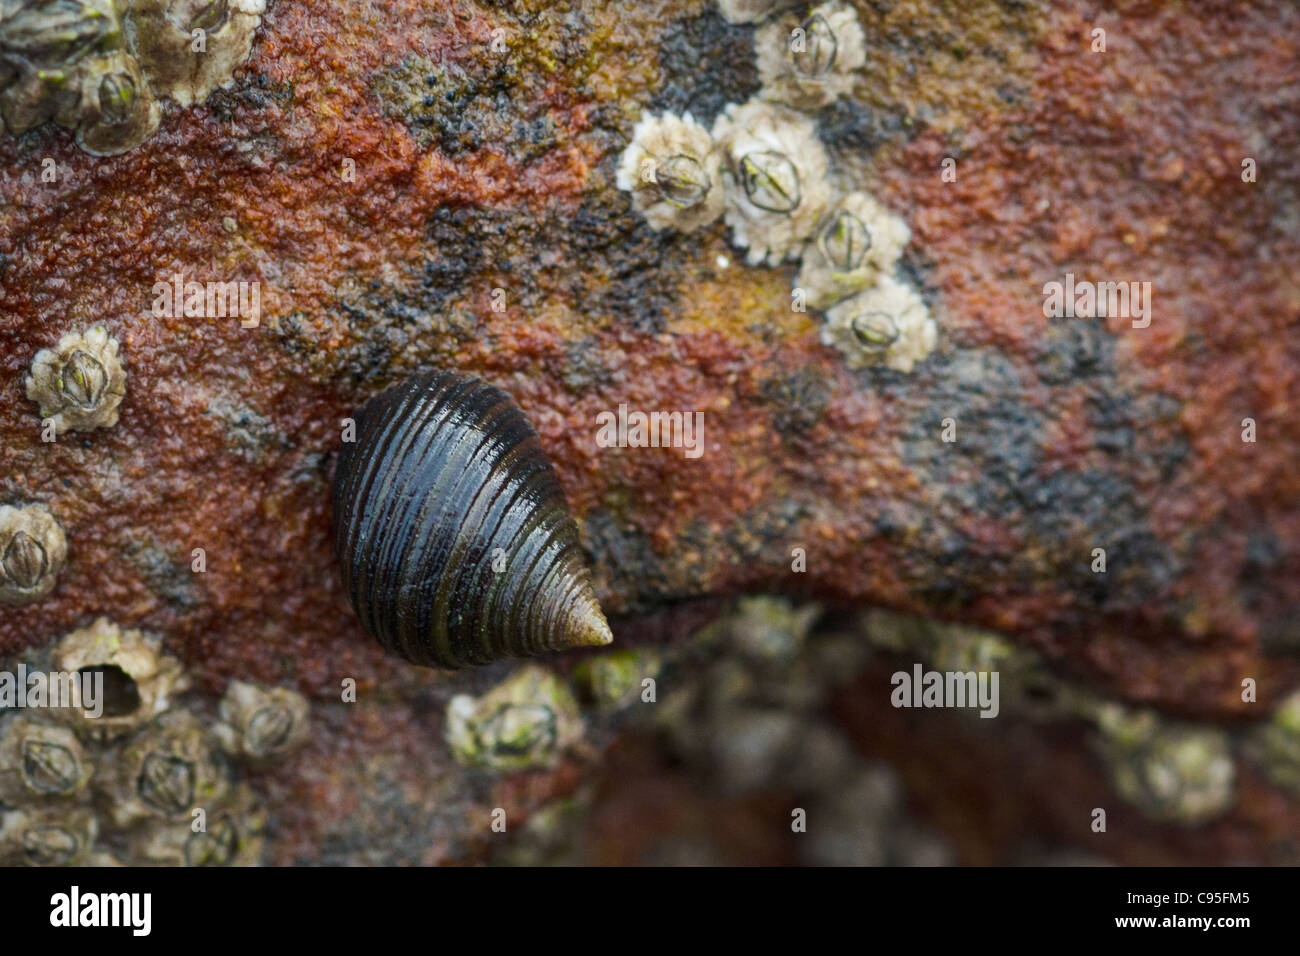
[0,0,1297,863]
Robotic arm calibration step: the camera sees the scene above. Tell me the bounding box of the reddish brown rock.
[1,0,1297,863]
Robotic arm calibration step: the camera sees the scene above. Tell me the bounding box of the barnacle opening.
[819,210,871,272]
[137,753,196,815]
[178,0,232,33]
[78,664,141,718]
[850,312,900,351]
[58,350,108,408]
[656,154,710,208]
[739,150,801,213]
[21,740,80,795]
[2,532,48,590]
[22,826,79,866]
[246,706,293,755]
[96,72,137,127]
[793,14,838,77]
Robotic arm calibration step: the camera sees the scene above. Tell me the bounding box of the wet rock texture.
[1,0,1298,863]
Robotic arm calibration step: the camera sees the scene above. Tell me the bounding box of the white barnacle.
[125,0,268,107]
[756,2,867,110]
[712,99,831,266]
[25,325,127,434]
[821,276,937,373]
[616,111,724,233]
[797,191,910,309]
[716,0,802,25]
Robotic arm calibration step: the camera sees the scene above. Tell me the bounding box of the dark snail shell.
[333,371,613,669]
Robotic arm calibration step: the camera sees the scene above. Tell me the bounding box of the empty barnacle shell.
[333,370,614,670]
[821,276,938,373]
[616,111,724,233]
[0,503,67,605]
[212,680,310,764]
[0,805,96,866]
[712,100,831,266]
[25,325,127,434]
[126,783,265,866]
[99,709,231,830]
[445,665,584,771]
[125,0,267,107]
[797,191,911,309]
[49,616,190,742]
[0,715,93,805]
[756,2,867,110]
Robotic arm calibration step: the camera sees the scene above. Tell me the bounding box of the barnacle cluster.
[0,618,308,865]
[0,503,67,605]
[24,325,127,435]
[617,1,937,374]
[0,0,267,155]
[862,608,1249,826]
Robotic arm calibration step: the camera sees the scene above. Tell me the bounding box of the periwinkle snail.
[333,371,614,670]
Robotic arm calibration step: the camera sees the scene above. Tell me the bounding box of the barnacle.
[126,783,266,865]
[0,715,94,805]
[616,111,724,233]
[1243,690,1300,794]
[0,503,68,605]
[72,48,160,155]
[445,665,584,772]
[712,100,831,266]
[0,805,97,866]
[1092,705,1235,825]
[797,191,911,309]
[49,616,190,742]
[25,325,127,435]
[574,649,661,713]
[212,680,310,765]
[125,0,267,107]
[756,2,867,110]
[99,709,231,829]
[821,276,937,373]
[715,0,801,25]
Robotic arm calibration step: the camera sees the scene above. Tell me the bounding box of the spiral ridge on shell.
[333,370,614,670]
